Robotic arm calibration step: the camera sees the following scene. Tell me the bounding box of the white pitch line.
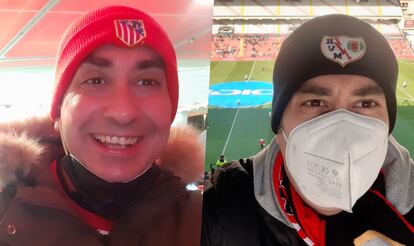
[247,60,257,81]
[397,96,414,101]
[397,85,414,100]
[221,107,240,155]
[221,61,256,155]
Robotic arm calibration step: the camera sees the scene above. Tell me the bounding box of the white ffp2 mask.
[283,109,389,213]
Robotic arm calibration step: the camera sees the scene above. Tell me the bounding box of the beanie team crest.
[114,19,147,47]
[320,36,366,67]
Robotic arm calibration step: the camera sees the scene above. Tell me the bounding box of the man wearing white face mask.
[202,14,414,246]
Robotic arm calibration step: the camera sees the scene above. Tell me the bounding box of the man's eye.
[304,100,325,107]
[83,77,105,85]
[355,100,377,108]
[137,79,158,86]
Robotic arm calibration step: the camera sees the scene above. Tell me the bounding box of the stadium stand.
[212,33,284,60]
[212,0,414,60]
[388,37,414,58]
[214,0,402,18]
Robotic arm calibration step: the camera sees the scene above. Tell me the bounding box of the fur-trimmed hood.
[0,116,204,187]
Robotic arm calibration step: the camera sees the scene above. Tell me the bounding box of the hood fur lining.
[0,116,204,187]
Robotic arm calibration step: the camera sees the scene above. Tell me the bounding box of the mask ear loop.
[55,118,104,178]
[281,128,289,143]
[276,123,289,141]
[279,126,291,162]
[55,119,69,155]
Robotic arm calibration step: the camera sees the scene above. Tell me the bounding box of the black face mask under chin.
[56,154,161,220]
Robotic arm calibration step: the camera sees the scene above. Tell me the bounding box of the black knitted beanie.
[271,14,398,133]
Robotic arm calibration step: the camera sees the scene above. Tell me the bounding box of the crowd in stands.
[388,38,414,59]
[212,33,284,60]
[212,33,414,60]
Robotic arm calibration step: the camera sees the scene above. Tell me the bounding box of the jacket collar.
[251,135,414,224]
[252,137,294,228]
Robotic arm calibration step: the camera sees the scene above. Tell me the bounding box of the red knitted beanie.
[50,5,178,121]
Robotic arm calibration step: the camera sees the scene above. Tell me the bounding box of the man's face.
[58,45,172,183]
[276,74,389,215]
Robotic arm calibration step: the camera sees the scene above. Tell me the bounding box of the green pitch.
[205,60,414,170]
[209,60,274,86]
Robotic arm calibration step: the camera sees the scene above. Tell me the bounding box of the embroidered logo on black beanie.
[271,14,398,134]
[321,36,366,67]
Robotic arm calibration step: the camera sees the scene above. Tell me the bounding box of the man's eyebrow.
[81,56,165,69]
[136,57,165,69]
[353,84,384,96]
[83,55,112,67]
[296,83,332,96]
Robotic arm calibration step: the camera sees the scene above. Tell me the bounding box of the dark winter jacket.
[202,137,414,246]
[0,116,204,246]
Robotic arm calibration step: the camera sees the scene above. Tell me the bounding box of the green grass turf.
[394,59,414,155]
[209,60,274,85]
[205,108,274,168]
[205,60,414,170]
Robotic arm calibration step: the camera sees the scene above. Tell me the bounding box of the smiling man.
[0,6,202,246]
[58,45,172,183]
[202,14,414,246]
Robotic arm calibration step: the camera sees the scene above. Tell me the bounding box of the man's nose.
[333,95,349,111]
[104,84,139,126]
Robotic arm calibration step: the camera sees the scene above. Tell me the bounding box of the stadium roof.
[0,0,213,68]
